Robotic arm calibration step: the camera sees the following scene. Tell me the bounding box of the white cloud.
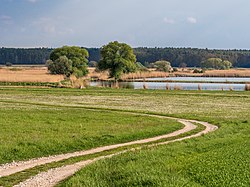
[0,15,13,25]
[163,17,175,24]
[187,17,197,24]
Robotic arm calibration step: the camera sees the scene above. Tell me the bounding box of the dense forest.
[1,47,250,68]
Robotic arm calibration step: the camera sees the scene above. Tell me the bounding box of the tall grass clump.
[245,84,250,91]
[166,84,170,90]
[198,84,202,91]
[143,83,148,89]
[174,85,182,90]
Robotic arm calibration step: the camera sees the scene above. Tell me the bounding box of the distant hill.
[0,47,250,68]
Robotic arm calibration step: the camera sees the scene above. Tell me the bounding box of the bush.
[152,60,172,72]
[89,61,98,67]
[201,58,232,70]
[5,62,12,67]
[173,68,178,72]
[193,69,204,73]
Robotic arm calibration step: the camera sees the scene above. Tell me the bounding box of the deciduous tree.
[98,41,137,80]
[48,46,89,77]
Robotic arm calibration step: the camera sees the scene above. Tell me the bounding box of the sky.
[1,0,250,49]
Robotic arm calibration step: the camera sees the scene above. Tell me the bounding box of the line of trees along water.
[1,47,250,68]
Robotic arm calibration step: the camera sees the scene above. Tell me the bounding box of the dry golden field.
[0,66,64,82]
[0,66,249,83]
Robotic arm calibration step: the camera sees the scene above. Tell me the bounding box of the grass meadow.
[0,87,249,186]
[0,101,182,164]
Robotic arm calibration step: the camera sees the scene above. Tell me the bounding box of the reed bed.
[175,69,250,77]
[121,71,169,80]
[204,69,250,77]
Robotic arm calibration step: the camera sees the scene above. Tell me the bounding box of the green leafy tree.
[98,41,137,80]
[201,58,232,70]
[47,56,72,77]
[223,60,233,69]
[48,46,89,77]
[153,60,172,72]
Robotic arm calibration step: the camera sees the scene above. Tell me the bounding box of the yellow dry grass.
[0,66,64,82]
[121,71,169,80]
[204,69,250,77]
[175,68,250,77]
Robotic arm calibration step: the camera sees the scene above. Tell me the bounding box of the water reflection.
[90,81,246,91]
[143,77,250,83]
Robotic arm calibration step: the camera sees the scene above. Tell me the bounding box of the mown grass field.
[0,87,249,186]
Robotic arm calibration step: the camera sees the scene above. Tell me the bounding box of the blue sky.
[1,0,250,48]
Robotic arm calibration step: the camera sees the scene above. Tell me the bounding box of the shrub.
[152,60,172,72]
[245,84,250,91]
[5,62,12,66]
[193,69,204,73]
[201,58,232,70]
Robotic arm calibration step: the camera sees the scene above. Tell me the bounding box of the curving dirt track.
[0,113,218,187]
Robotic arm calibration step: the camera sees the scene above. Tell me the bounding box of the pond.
[90,80,247,91]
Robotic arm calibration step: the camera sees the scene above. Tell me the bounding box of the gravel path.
[0,115,193,178]
[14,119,217,187]
[0,113,218,187]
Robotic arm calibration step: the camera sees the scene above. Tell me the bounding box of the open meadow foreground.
[2,1,250,187]
[0,87,248,186]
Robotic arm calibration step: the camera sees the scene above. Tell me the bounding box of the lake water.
[139,77,250,83]
[90,80,247,91]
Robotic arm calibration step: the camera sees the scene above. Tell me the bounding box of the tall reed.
[166,84,170,90]
[245,84,250,91]
[198,84,202,91]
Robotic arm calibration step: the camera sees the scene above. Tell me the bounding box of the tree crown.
[98,41,137,80]
[48,46,89,77]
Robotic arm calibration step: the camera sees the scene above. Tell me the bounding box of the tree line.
[1,47,250,68]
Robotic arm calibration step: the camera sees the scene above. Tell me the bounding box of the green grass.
[60,123,250,187]
[0,121,204,187]
[0,87,250,186]
[0,102,182,165]
[0,82,58,87]
[0,123,205,187]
